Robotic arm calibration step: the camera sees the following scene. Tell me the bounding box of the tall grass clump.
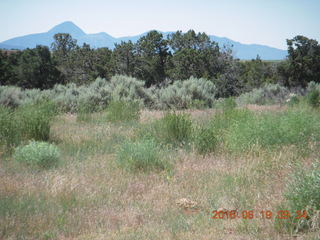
[116,138,170,172]
[105,100,140,122]
[193,126,217,155]
[0,106,18,148]
[14,141,60,169]
[138,112,193,148]
[16,101,58,142]
[0,101,57,150]
[159,112,193,146]
[280,163,320,232]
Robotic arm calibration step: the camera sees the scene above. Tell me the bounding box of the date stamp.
[211,209,308,220]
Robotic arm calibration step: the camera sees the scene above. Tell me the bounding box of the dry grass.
[1,107,319,240]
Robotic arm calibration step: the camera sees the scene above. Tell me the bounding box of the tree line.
[1,31,319,97]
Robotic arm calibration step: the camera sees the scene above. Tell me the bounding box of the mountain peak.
[48,21,86,37]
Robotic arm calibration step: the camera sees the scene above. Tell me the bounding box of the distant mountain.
[0,21,287,60]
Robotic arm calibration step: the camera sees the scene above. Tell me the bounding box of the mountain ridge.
[0,21,287,60]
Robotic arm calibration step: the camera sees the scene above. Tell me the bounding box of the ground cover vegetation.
[1,32,320,239]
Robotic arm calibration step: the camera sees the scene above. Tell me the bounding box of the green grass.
[116,138,171,173]
[105,100,140,122]
[139,112,193,148]
[0,101,57,150]
[208,108,320,152]
[193,126,217,155]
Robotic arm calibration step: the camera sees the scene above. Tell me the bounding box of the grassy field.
[1,103,320,240]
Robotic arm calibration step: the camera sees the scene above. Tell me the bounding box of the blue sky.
[1,0,319,49]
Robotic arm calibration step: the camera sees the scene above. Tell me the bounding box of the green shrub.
[193,126,217,155]
[106,100,140,122]
[306,89,320,108]
[14,141,60,168]
[283,163,320,232]
[116,139,170,172]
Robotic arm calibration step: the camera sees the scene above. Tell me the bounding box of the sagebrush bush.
[14,141,60,168]
[116,139,170,172]
[283,163,320,232]
[193,126,217,155]
[155,77,216,109]
[107,75,153,106]
[106,100,140,122]
[0,86,24,108]
[237,84,290,105]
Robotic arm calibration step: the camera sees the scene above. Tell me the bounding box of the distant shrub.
[306,89,320,108]
[14,141,60,169]
[193,126,217,155]
[107,75,153,107]
[223,97,237,111]
[155,77,216,109]
[283,163,320,232]
[286,93,300,107]
[116,139,170,172]
[106,100,140,122]
[0,86,24,108]
[237,84,290,105]
[307,81,320,93]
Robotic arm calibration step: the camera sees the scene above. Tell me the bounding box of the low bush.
[14,141,60,169]
[106,100,140,122]
[116,138,170,172]
[0,86,24,108]
[155,77,216,109]
[306,89,320,108]
[237,84,290,106]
